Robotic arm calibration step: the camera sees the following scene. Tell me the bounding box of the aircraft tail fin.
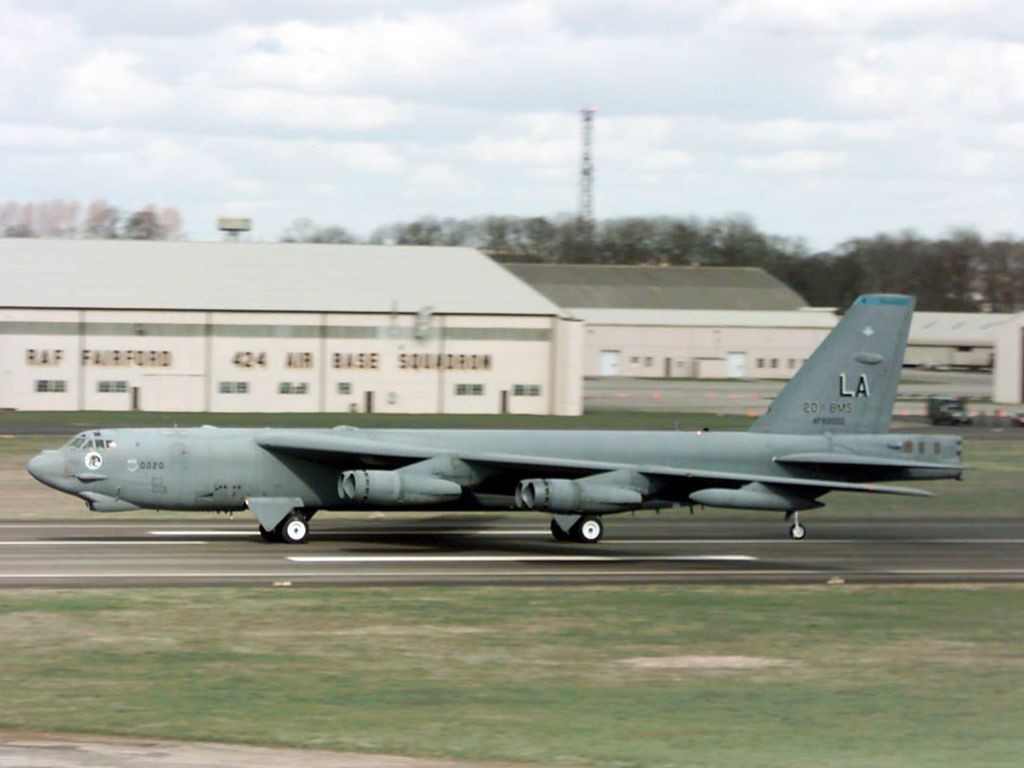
[749,294,914,435]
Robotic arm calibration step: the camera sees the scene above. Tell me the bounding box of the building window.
[644,357,653,367]
[279,382,309,395]
[35,380,66,393]
[219,381,249,394]
[455,383,484,396]
[770,358,778,369]
[97,380,128,393]
[513,384,541,397]
[630,356,640,365]
[336,382,353,395]
[787,359,796,369]
[756,358,765,369]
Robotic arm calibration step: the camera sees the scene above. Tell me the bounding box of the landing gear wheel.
[572,516,604,544]
[789,522,806,540]
[550,519,572,542]
[258,525,279,543]
[278,513,309,545]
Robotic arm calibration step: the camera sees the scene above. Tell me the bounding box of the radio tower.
[578,107,596,223]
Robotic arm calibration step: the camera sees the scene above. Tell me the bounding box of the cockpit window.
[67,434,115,450]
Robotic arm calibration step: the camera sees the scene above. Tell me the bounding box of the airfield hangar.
[0,240,583,415]
[505,264,837,379]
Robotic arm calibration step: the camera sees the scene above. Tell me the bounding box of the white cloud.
[739,150,848,173]
[221,89,407,132]
[59,50,173,121]
[0,1,1023,246]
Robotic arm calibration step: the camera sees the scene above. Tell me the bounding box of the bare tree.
[158,207,183,240]
[122,205,163,240]
[280,217,356,244]
[84,200,120,238]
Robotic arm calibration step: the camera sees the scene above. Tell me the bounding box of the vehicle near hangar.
[28,295,965,544]
[926,395,973,426]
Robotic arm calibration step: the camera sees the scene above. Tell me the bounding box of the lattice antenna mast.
[578,107,596,222]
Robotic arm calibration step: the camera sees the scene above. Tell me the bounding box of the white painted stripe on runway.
[148,530,254,537]
[0,540,206,547]
[0,569,795,580]
[887,569,1024,574]
[148,528,555,537]
[0,568,1022,580]
[611,538,1024,545]
[286,554,758,563]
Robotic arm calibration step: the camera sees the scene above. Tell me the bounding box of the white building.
[992,313,1024,403]
[505,264,833,379]
[906,312,1010,370]
[0,240,583,414]
[572,308,837,379]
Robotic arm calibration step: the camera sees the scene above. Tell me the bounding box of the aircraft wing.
[256,430,933,498]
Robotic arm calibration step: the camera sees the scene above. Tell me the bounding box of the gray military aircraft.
[27,294,964,544]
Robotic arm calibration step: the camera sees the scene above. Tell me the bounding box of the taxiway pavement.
[0,514,1020,587]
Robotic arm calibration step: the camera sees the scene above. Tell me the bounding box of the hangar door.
[599,350,621,376]
[726,352,747,379]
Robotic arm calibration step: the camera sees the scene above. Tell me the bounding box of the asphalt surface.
[0,514,1020,587]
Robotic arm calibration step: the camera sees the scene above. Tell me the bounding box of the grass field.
[0,586,1021,767]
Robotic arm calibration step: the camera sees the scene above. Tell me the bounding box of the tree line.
[287,214,1019,312]
[6,200,1020,311]
[0,200,183,240]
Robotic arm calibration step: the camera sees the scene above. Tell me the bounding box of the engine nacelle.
[516,478,642,513]
[339,470,463,506]
[689,482,822,512]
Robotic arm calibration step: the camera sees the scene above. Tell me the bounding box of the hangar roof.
[504,263,806,311]
[909,312,1012,346]
[0,239,564,316]
[572,308,838,329]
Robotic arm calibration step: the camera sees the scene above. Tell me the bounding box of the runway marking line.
[0,540,206,547]
[149,530,254,537]
[2,568,1024,581]
[286,554,758,563]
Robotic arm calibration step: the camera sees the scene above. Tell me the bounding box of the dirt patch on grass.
[0,730,552,768]
[621,654,793,670]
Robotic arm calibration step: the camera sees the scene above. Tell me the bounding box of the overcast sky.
[3,0,1024,248]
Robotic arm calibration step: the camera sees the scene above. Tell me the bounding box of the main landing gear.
[247,497,312,544]
[786,511,806,540]
[258,513,310,544]
[550,515,604,544]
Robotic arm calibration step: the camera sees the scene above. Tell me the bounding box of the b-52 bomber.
[28,294,965,544]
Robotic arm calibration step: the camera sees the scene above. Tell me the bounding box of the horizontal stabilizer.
[775,453,966,472]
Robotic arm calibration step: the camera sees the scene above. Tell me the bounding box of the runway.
[0,515,1021,587]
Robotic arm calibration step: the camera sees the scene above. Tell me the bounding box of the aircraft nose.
[27,451,64,488]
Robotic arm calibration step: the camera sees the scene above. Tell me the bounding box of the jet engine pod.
[339,470,463,506]
[516,478,642,513]
[688,482,822,512]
